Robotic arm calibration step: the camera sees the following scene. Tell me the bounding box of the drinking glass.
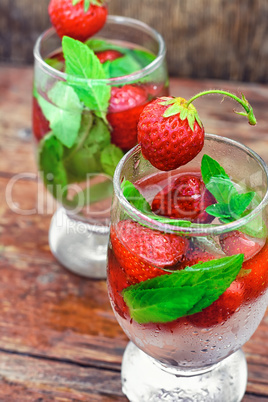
[107,133,268,401]
[32,16,168,278]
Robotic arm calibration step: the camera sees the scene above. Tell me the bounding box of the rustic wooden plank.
[1,0,268,82]
[0,351,127,401]
[0,66,34,174]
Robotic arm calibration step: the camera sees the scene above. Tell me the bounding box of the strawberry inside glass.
[107,134,268,400]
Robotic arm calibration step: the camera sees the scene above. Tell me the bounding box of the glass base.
[121,342,247,402]
[49,207,109,278]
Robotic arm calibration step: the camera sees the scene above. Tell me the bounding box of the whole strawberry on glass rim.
[137,90,257,171]
[48,0,108,41]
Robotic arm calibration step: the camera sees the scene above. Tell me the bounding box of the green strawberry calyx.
[160,90,257,130]
[160,97,202,131]
[72,0,106,13]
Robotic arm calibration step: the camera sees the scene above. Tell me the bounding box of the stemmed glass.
[32,15,168,278]
[107,133,268,401]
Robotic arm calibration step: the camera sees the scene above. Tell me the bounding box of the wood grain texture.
[0,65,267,400]
[1,0,268,82]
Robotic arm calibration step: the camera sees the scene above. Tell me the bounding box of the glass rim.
[33,15,167,84]
[113,133,268,236]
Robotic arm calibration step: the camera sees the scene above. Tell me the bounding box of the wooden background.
[0,0,268,82]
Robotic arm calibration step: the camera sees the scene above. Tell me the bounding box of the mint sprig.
[122,254,244,324]
[201,155,255,211]
[62,36,111,123]
[201,154,266,238]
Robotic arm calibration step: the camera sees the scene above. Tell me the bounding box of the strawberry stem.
[186,90,257,125]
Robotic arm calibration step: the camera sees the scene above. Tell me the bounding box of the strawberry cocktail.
[107,93,268,401]
[32,1,168,277]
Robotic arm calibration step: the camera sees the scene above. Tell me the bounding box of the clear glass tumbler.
[32,15,168,278]
[107,133,268,401]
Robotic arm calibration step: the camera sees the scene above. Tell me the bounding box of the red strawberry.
[96,49,123,63]
[219,230,265,261]
[32,97,50,141]
[137,96,205,171]
[240,241,268,300]
[107,248,135,319]
[48,0,108,42]
[107,85,149,151]
[151,173,216,223]
[110,220,188,283]
[188,279,245,328]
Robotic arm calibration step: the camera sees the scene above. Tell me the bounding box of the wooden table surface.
[0,65,268,401]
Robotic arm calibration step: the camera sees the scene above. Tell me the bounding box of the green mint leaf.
[201,154,229,185]
[85,39,128,53]
[202,154,266,238]
[64,145,102,183]
[103,54,141,78]
[102,49,156,78]
[62,36,111,122]
[229,191,255,217]
[205,202,232,218]
[38,132,68,199]
[203,176,236,205]
[131,48,156,67]
[100,144,124,176]
[221,210,267,239]
[70,179,113,208]
[45,57,65,72]
[122,254,244,323]
[83,115,111,148]
[239,212,268,238]
[146,214,192,227]
[121,180,152,214]
[37,82,82,148]
[202,154,256,216]
[63,114,110,182]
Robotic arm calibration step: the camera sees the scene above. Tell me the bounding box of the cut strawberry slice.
[151,174,216,223]
[219,230,265,261]
[110,220,188,283]
[107,85,149,151]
